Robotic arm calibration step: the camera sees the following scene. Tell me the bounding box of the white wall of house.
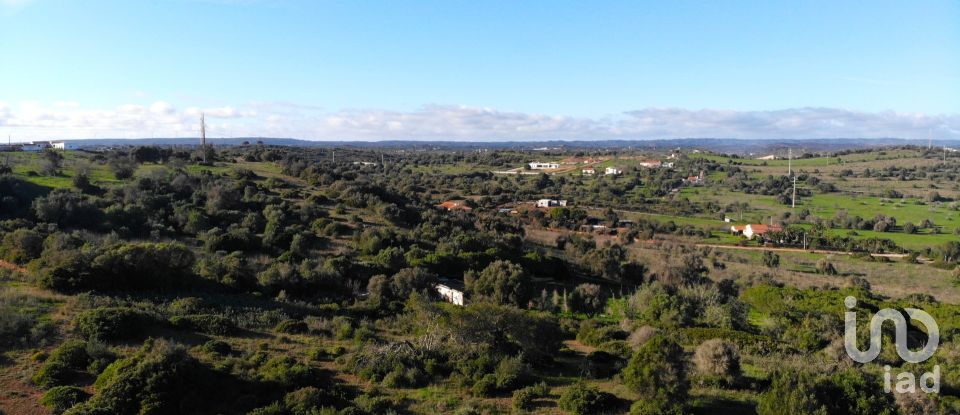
[529,162,559,169]
[436,284,465,306]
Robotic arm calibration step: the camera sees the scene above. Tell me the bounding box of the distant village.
[0,140,79,152]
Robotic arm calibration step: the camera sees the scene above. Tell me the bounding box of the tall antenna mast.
[200,113,207,163]
[788,148,792,176]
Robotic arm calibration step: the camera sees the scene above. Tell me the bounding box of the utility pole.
[200,113,207,164]
[792,175,797,209]
[788,148,792,176]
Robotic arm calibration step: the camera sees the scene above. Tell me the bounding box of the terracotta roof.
[748,224,782,234]
[438,200,472,211]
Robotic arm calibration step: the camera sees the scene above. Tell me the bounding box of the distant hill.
[55,137,960,154]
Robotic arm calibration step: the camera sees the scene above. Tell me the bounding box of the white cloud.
[150,101,175,115]
[0,101,957,141]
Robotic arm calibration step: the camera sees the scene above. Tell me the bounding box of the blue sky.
[1,0,958,140]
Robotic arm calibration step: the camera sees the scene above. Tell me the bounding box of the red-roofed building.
[743,224,783,240]
[438,200,472,212]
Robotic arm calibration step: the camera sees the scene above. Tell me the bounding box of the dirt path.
[688,242,909,259]
[525,224,909,259]
[563,339,597,355]
[0,352,51,415]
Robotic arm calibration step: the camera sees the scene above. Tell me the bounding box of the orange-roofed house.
[743,224,783,240]
[438,200,472,212]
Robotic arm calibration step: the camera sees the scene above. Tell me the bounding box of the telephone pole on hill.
[200,113,207,164]
[788,148,792,176]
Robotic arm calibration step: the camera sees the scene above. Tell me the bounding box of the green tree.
[762,251,780,268]
[623,335,688,415]
[464,260,531,307]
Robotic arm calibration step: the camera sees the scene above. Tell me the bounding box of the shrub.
[74,307,152,342]
[41,386,90,414]
[576,319,627,347]
[259,355,317,387]
[756,371,827,415]
[493,355,530,391]
[471,374,498,397]
[622,335,688,414]
[79,339,251,414]
[169,314,236,335]
[283,387,333,415]
[762,251,780,268]
[167,297,205,315]
[627,326,657,350]
[200,340,232,356]
[582,350,624,379]
[0,228,43,264]
[557,382,616,415]
[33,340,90,388]
[353,394,395,414]
[512,388,535,411]
[566,283,607,314]
[511,385,546,411]
[816,258,838,275]
[90,243,196,290]
[274,319,309,334]
[693,339,741,385]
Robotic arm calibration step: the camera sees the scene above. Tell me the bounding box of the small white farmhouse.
[436,280,466,306]
[529,162,560,170]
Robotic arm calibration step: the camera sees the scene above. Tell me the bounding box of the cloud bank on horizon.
[0,101,957,141]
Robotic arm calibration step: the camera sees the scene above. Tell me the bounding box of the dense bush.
[692,338,740,385]
[74,307,154,342]
[33,340,90,388]
[557,382,616,415]
[756,371,827,415]
[566,283,607,314]
[274,319,309,334]
[576,319,627,347]
[511,382,549,411]
[169,314,236,335]
[74,339,262,415]
[41,385,90,414]
[258,355,318,387]
[0,228,43,263]
[38,242,196,292]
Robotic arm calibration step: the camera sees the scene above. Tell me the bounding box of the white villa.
[529,162,560,170]
[436,280,466,306]
[536,199,568,208]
